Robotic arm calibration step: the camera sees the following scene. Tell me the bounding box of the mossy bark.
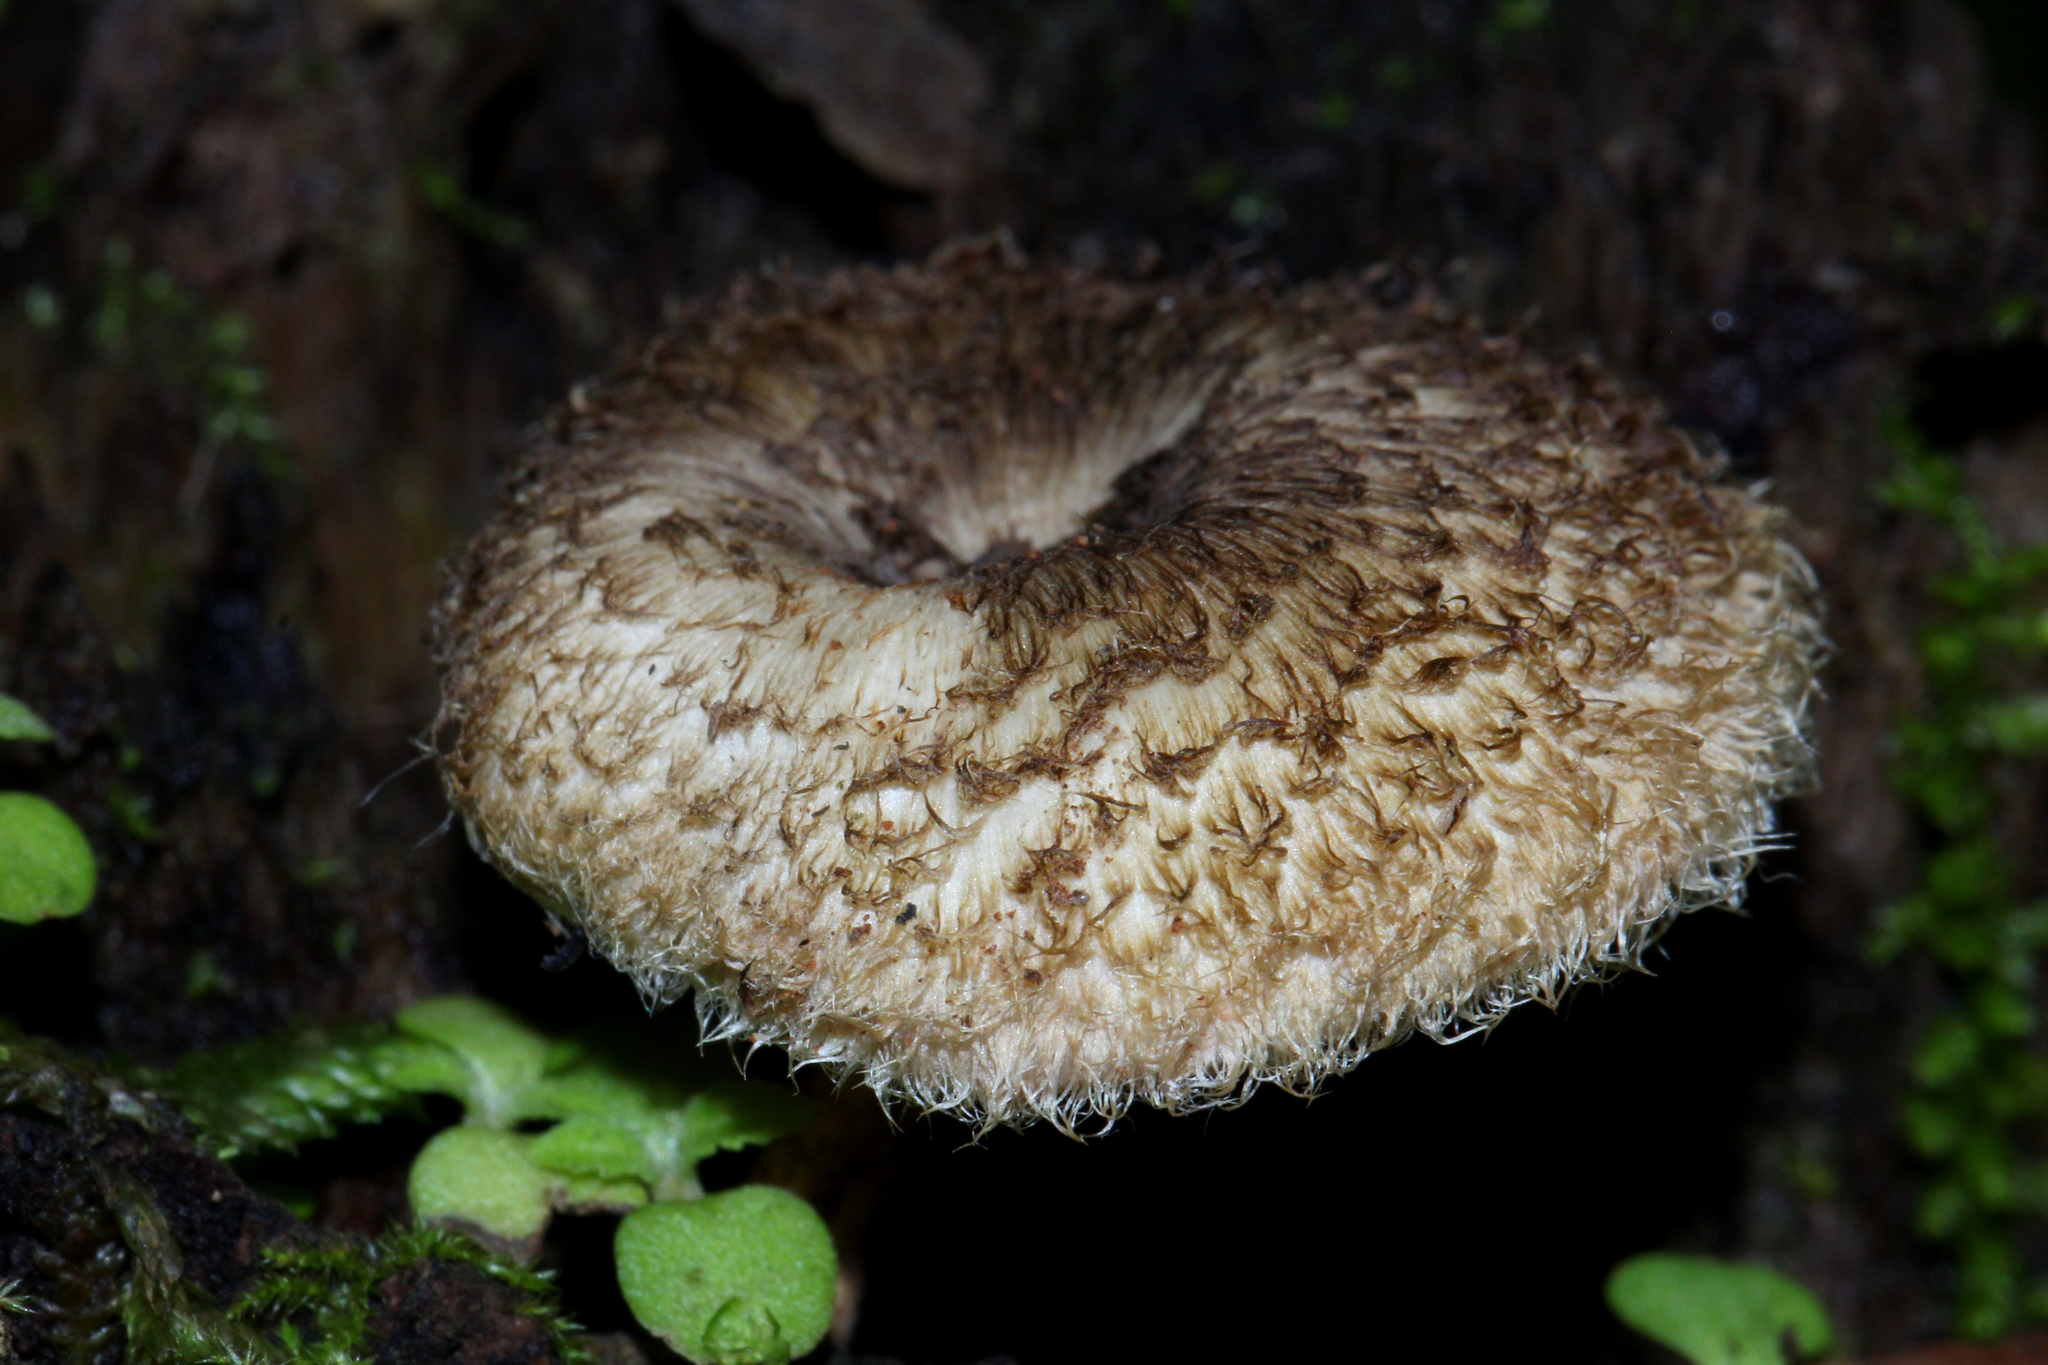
[0,1031,566,1365]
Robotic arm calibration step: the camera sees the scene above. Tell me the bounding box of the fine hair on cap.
[434,242,1823,1131]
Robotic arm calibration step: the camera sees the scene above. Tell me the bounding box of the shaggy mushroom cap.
[435,244,1821,1129]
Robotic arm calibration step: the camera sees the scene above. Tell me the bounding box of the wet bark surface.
[0,1032,564,1365]
[2,0,2046,1360]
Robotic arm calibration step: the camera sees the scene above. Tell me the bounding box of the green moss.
[411,163,532,251]
[1991,295,2038,344]
[1488,0,1551,36]
[224,1227,586,1365]
[1876,411,2048,1336]
[104,779,163,842]
[78,240,290,483]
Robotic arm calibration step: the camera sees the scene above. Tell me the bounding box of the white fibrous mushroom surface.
[435,245,1823,1128]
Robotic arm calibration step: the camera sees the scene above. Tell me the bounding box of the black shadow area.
[853,891,1806,1365]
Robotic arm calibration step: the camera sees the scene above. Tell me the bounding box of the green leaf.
[1920,1180,1971,1238]
[2000,903,2048,955]
[2009,1160,2048,1212]
[1971,983,2035,1038]
[411,162,533,250]
[1878,423,1965,515]
[1960,1130,2017,1207]
[537,1082,812,1200]
[1958,1231,2020,1339]
[375,1035,475,1100]
[553,1169,649,1215]
[518,1017,813,1200]
[1925,838,2008,910]
[392,996,551,1127]
[374,1035,473,1097]
[1972,693,2048,755]
[525,1084,811,1203]
[407,1127,554,1250]
[520,1055,675,1121]
[524,1014,726,1118]
[1903,1095,1964,1157]
[530,1115,660,1186]
[1488,0,1551,36]
[1983,609,2048,652]
[1867,896,1930,963]
[161,1021,422,1159]
[2008,1053,2048,1112]
[0,694,53,742]
[615,1187,836,1365]
[1991,294,2037,343]
[1606,1254,1832,1365]
[1918,624,1981,678]
[675,1083,814,1171]
[0,792,96,924]
[1914,1013,1983,1086]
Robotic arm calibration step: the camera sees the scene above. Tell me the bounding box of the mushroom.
[434,243,1822,1129]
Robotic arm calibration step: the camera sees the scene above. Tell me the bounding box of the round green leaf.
[616,1186,836,1365]
[1606,1254,1832,1365]
[407,1126,553,1247]
[0,694,54,742]
[0,792,96,924]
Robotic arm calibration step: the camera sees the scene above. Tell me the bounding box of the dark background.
[4,0,2048,1361]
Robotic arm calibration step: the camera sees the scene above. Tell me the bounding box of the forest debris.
[672,0,989,191]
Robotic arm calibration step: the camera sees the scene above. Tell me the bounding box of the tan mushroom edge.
[432,243,1824,1132]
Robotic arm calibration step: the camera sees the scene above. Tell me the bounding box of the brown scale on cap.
[433,242,1822,1130]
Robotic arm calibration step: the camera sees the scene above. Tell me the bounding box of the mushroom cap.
[434,244,1821,1129]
